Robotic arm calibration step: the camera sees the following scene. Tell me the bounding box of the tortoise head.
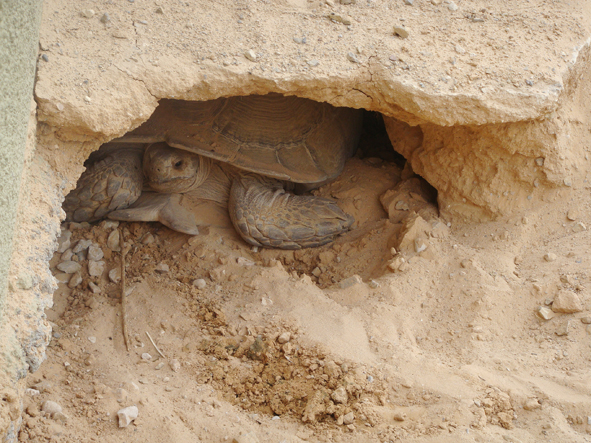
[143,143,208,193]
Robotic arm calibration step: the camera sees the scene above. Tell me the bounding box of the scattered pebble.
[117,405,139,428]
[543,252,557,262]
[88,336,96,344]
[393,410,407,421]
[87,244,104,261]
[192,278,207,289]
[155,263,170,273]
[277,332,291,344]
[340,0,355,4]
[100,13,110,24]
[342,412,355,425]
[331,387,348,404]
[25,388,40,397]
[237,257,255,266]
[61,249,73,262]
[536,306,555,321]
[580,317,591,324]
[393,26,409,38]
[68,272,82,289]
[89,281,101,294]
[155,6,164,13]
[73,239,92,253]
[523,398,541,411]
[141,233,155,245]
[42,401,62,418]
[347,52,360,63]
[109,267,121,283]
[107,230,121,251]
[80,9,95,18]
[307,59,319,67]
[57,230,72,253]
[338,275,363,289]
[170,359,181,372]
[555,321,570,337]
[368,279,380,289]
[88,260,105,277]
[328,13,352,25]
[404,0,414,4]
[244,49,257,62]
[57,261,82,274]
[447,1,458,11]
[552,289,583,313]
[293,37,306,44]
[155,362,165,370]
[141,353,152,361]
[312,267,322,277]
[572,221,587,233]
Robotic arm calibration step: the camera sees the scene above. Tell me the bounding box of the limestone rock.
[552,290,583,313]
[395,212,432,254]
[117,405,139,427]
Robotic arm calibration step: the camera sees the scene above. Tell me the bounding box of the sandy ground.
[15,0,591,442]
[21,126,591,442]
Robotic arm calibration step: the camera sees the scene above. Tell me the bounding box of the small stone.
[277,332,291,344]
[328,13,352,25]
[523,399,541,411]
[141,353,152,361]
[580,317,591,324]
[88,260,105,277]
[543,252,557,262]
[447,1,458,11]
[155,362,165,370]
[73,239,92,253]
[109,267,121,283]
[170,359,181,372]
[572,221,587,233]
[368,279,380,289]
[404,0,414,4]
[155,263,169,273]
[237,257,255,266]
[42,401,62,417]
[552,290,583,313]
[192,279,207,289]
[88,244,104,261]
[536,306,555,321]
[100,12,110,24]
[393,26,409,38]
[395,200,410,210]
[68,272,82,289]
[57,230,72,253]
[535,157,545,166]
[81,9,95,18]
[307,59,319,67]
[107,230,121,251]
[566,209,578,221]
[342,412,355,425]
[293,37,306,44]
[340,0,355,4]
[244,49,257,62]
[331,387,348,404]
[41,54,49,62]
[347,52,360,63]
[312,267,322,277]
[117,405,139,428]
[431,0,442,4]
[454,44,466,54]
[25,388,40,397]
[556,321,570,336]
[388,256,406,272]
[57,261,82,274]
[89,281,101,294]
[564,178,572,187]
[414,238,428,253]
[338,275,362,289]
[100,220,119,230]
[155,6,164,13]
[88,336,97,344]
[393,410,407,421]
[141,233,155,245]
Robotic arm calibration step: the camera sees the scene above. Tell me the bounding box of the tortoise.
[63,93,363,249]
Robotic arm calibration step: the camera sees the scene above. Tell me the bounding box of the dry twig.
[146,331,166,359]
[120,229,131,351]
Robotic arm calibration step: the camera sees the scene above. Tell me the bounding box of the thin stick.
[120,230,131,352]
[146,331,166,359]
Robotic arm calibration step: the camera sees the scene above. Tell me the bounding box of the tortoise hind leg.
[229,174,353,249]
[108,192,199,235]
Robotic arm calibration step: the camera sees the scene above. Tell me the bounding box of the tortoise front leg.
[228,174,353,249]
